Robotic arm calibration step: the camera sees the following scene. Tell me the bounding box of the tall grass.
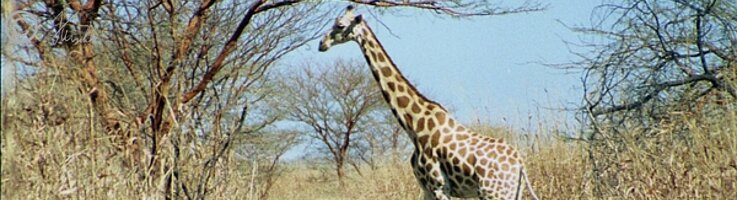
[2,74,735,199]
[1,75,146,199]
[584,107,737,199]
[268,162,421,200]
[0,74,275,199]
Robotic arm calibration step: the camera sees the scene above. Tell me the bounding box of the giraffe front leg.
[412,153,451,200]
[413,169,441,200]
[421,188,450,200]
[422,164,451,200]
[419,181,450,200]
[415,170,450,200]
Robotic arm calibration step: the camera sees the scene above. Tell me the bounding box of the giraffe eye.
[335,24,346,29]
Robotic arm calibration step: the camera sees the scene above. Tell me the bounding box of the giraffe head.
[318,5,364,52]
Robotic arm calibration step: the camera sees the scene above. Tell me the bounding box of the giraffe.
[318,6,539,200]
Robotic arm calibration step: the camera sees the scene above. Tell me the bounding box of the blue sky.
[1,1,600,130]
[283,1,601,131]
[2,1,602,160]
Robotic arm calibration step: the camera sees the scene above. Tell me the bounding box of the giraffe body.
[319,6,539,200]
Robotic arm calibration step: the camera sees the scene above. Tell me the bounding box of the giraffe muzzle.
[318,42,329,52]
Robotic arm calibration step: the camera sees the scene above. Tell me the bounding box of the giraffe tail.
[521,167,540,200]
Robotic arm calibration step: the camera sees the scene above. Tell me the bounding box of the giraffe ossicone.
[318,5,540,200]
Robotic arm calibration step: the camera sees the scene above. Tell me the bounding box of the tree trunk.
[391,127,401,164]
[336,157,346,187]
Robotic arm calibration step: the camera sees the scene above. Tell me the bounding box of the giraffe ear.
[353,15,363,23]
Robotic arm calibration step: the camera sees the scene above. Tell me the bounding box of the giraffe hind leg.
[477,179,500,200]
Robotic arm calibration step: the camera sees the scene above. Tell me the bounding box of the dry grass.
[1,78,145,199]
[586,110,737,199]
[266,112,737,200]
[269,162,421,200]
[267,125,589,200]
[3,109,735,199]
[2,75,735,199]
[0,76,266,199]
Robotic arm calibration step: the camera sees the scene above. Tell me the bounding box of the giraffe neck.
[353,22,457,141]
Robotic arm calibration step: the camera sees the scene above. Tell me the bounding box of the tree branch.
[590,74,718,116]
[347,0,544,16]
[181,0,304,103]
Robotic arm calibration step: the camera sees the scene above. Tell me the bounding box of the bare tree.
[234,129,300,199]
[351,109,409,169]
[564,0,736,127]
[558,0,737,197]
[4,0,326,198]
[279,59,389,184]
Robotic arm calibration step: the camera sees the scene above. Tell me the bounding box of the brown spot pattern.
[435,112,446,124]
[418,135,429,146]
[387,82,396,91]
[427,119,436,131]
[424,147,433,158]
[403,113,413,128]
[397,96,409,108]
[489,151,498,158]
[495,145,505,153]
[411,103,421,113]
[476,167,486,177]
[462,164,472,175]
[408,89,416,97]
[416,117,425,132]
[377,53,386,62]
[467,154,477,165]
[381,67,393,77]
[442,135,452,143]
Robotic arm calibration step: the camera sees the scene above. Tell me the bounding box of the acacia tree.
[3,0,542,198]
[279,59,388,184]
[4,0,327,198]
[350,110,408,169]
[562,0,737,197]
[568,0,736,126]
